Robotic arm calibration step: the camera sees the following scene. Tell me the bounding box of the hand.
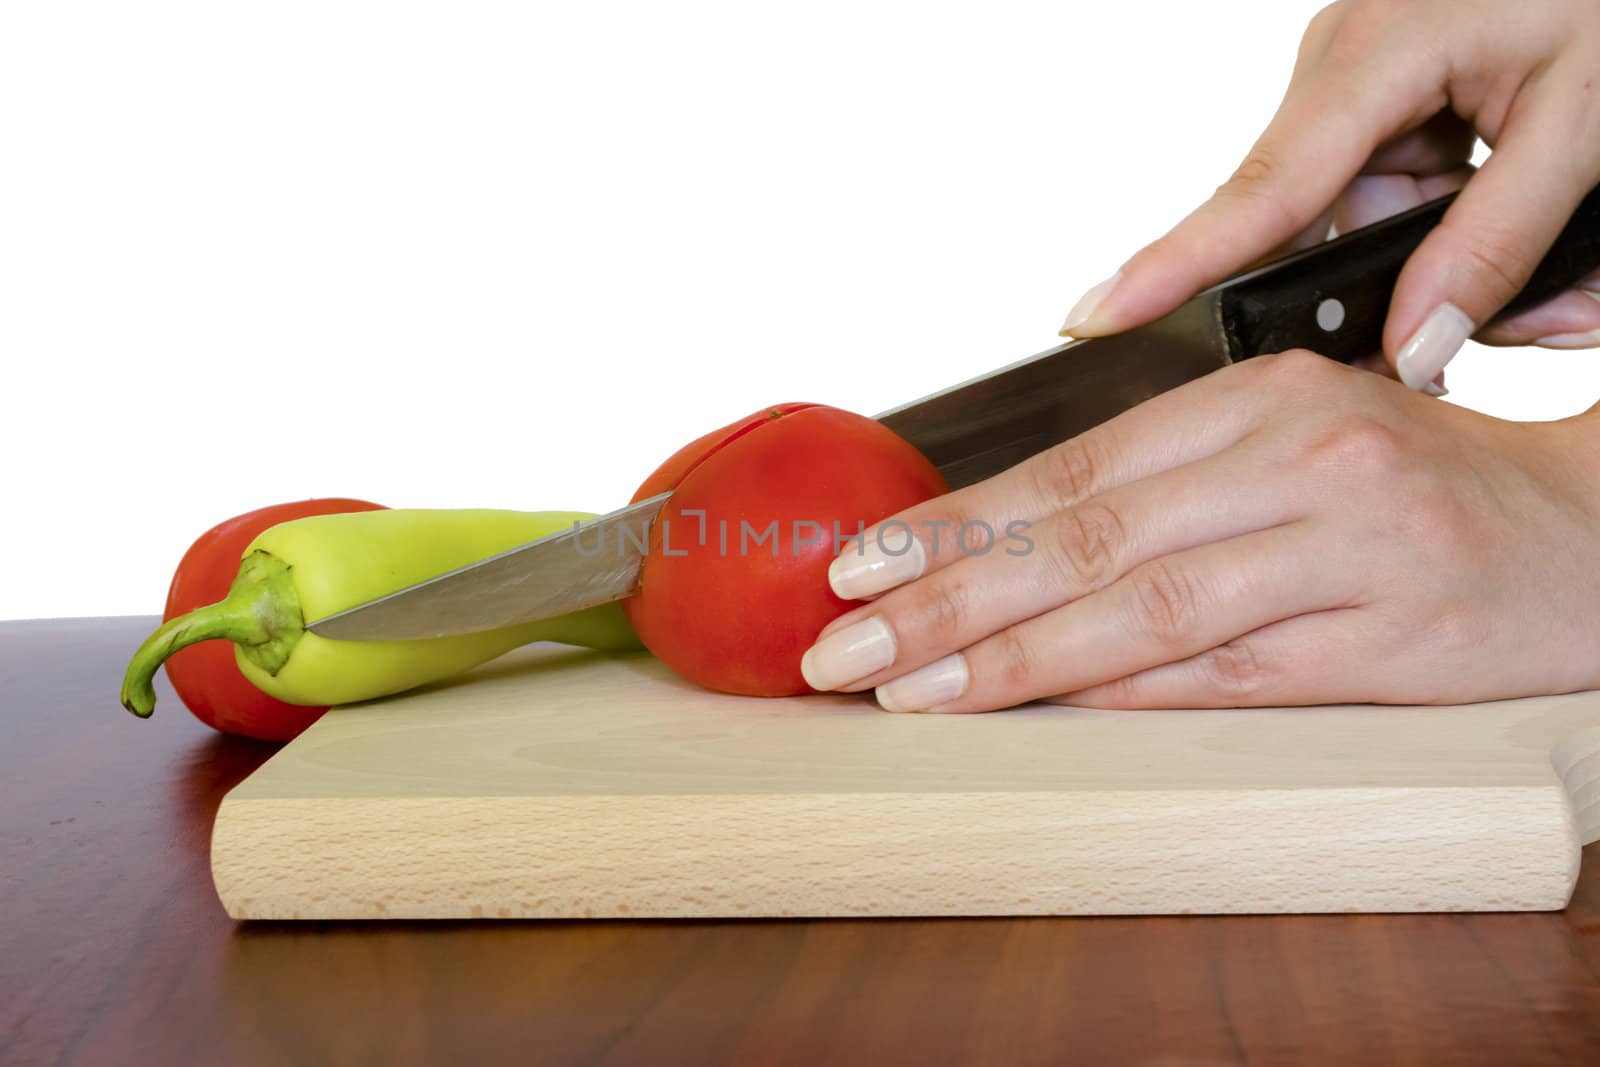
[1059,0,1600,390]
[799,352,1600,711]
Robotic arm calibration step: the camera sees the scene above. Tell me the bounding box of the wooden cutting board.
[211,644,1600,920]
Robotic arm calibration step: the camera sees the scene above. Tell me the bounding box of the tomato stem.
[120,551,304,718]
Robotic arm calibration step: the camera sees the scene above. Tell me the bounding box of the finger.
[1334,174,1428,235]
[1334,171,1425,230]
[1327,173,1458,390]
[1332,171,1466,385]
[870,520,1359,714]
[823,352,1280,604]
[800,430,1300,694]
[1386,74,1600,390]
[1358,109,1476,177]
[1060,35,1440,337]
[1331,164,1593,355]
[1476,288,1600,348]
[1333,168,1474,236]
[1057,598,1478,709]
[1050,609,1369,709]
[1269,204,1337,257]
[1273,147,1470,259]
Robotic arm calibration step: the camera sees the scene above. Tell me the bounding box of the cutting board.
[211,644,1600,920]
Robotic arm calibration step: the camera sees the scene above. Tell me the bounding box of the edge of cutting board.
[209,646,1600,920]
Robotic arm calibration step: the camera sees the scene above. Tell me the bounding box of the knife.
[309,186,1600,641]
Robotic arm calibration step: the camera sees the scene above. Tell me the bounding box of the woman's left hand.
[799,349,1600,712]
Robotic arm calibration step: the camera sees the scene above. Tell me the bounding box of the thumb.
[1385,83,1600,390]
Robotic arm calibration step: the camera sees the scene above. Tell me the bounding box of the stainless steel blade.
[306,493,670,641]
[308,292,1234,642]
[876,292,1230,488]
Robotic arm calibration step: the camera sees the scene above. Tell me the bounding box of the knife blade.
[307,493,673,646]
[308,185,1600,641]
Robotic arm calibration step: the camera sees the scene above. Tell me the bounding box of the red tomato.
[623,405,947,696]
[162,498,387,742]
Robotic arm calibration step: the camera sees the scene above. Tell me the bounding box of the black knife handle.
[1219,184,1600,365]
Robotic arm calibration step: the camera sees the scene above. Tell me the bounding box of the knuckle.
[1199,638,1272,702]
[924,503,971,561]
[905,577,972,646]
[1305,0,1342,35]
[1050,502,1128,591]
[1227,150,1279,193]
[1128,559,1205,645]
[1436,601,1490,653]
[1033,435,1104,508]
[1303,414,1404,479]
[1431,491,1484,552]
[1077,673,1144,710]
[1213,145,1306,235]
[1322,0,1392,52]
[993,627,1041,690]
[1247,347,1336,389]
[1460,232,1536,305]
[1392,483,1485,561]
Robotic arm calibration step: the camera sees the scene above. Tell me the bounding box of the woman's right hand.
[1057,0,1600,392]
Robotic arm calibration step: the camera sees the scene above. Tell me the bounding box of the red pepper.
[159,498,386,742]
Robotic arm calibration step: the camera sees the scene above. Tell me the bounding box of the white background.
[4,1,1597,620]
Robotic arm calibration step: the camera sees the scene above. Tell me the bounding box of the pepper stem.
[120,551,304,718]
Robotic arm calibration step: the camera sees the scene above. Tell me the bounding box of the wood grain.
[214,644,1600,920]
[7,617,1600,1067]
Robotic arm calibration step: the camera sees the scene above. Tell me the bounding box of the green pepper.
[121,508,641,715]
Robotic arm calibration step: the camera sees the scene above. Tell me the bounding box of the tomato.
[623,404,947,696]
[161,498,387,742]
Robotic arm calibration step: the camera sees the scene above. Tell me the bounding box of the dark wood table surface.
[5,617,1600,1066]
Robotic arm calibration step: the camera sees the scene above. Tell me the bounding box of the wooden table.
[5,618,1600,1066]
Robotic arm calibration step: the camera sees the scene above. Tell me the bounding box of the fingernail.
[1058,270,1123,336]
[1423,373,1449,398]
[1395,302,1473,392]
[829,531,926,600]
[875,653,970,713]
[800,617,896,691]
[1534,330,1600,350]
